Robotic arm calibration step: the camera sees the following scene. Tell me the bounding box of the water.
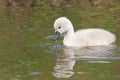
[1,27,120,80]
[52,44,120,79]
[0,3,120,80]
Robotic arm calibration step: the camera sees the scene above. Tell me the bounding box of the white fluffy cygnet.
[52,17,116,47]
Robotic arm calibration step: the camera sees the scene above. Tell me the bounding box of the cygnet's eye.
[58,27,61,29]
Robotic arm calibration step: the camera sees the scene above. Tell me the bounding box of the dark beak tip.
[52,31,60,42]
[52,37,57,41]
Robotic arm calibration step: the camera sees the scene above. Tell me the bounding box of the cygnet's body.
[53,17,116,47]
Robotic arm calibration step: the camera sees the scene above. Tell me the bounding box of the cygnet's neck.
[63,23,75,46]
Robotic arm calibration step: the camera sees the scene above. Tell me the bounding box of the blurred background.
[0,0,120,28]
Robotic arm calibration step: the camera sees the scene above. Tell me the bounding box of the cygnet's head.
[53,17,72,41]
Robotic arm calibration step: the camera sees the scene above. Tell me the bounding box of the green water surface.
[0,1,120,80]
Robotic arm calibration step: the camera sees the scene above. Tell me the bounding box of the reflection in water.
[29,72,41,75]
[52,47,75,78]
[52,45,116,78]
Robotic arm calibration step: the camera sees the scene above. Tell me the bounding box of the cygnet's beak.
[52,31,60,41]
